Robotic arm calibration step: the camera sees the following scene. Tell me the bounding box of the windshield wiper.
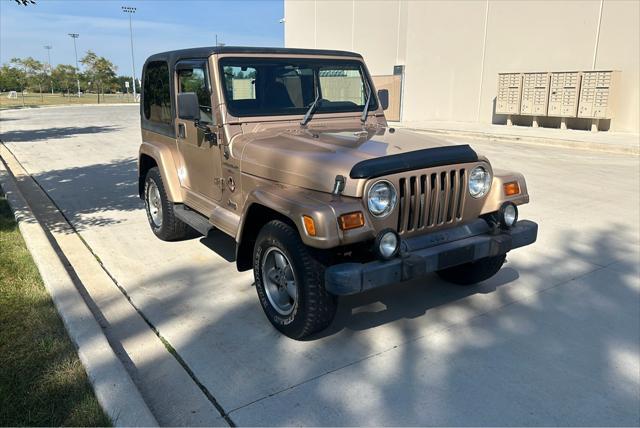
[361,81,372,123]
[301,69,322,126]
[300,91,320,126]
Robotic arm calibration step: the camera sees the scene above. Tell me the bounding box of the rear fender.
[138,141,183,203]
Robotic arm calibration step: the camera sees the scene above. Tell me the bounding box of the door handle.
[178,123,186,139]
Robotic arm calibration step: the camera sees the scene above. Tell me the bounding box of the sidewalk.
[393,120,640,155]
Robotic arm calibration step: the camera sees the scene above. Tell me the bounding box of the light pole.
[122,6,137,100]
[68,33,81,97]
[44,45,53,94]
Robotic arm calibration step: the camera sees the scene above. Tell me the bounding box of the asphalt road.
[1,105,638,426]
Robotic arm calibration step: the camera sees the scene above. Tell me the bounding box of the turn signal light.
[339,212,365,231]
[503,181,520,196]
[303,215,317,236]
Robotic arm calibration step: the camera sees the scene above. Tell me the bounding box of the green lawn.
[0,92,137,109]
[0,190,111,426]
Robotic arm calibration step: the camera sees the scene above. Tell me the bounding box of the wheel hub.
[146,180,163,227]
[261,247,298,316]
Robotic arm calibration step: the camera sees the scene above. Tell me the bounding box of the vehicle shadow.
[318,267,520,338]
[199,229,237,262]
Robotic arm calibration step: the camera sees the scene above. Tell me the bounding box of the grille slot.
[397,168,467,234]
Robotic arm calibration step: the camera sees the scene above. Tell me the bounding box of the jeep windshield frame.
[218,57,378,118]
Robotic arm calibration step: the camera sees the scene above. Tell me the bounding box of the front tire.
[436,254,506,285]
[144,167,190,241]
[253,220,336,340]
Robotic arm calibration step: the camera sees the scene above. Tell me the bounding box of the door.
[175,60,222,202]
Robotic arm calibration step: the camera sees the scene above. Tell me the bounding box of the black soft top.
[144,46,362,69]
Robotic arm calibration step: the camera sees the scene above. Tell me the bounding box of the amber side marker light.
[504,181,520,196]
[339,211,365,231]
[303,215,317,236]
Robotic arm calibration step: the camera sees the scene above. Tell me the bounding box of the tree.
[0,64,26,92]
[80,51,117,103]
[51,64,78,97]
[10,57,46,102]
[115,75,140,96]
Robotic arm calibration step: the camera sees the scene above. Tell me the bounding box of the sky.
[0,0,284,77]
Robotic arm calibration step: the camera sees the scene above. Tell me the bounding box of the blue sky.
[0,0,284,77]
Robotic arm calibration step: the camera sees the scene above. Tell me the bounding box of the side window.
[177,65,213,123]
[143,61,172,124]
[223,66,257,101]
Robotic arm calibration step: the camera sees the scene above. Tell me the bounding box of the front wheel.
[253,220,336,340]
[436,254,506,285]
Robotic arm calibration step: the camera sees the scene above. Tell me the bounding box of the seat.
[264,82,294,109]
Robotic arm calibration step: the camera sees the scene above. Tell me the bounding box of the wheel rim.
[261,247,298,316]
[146,180,163,227]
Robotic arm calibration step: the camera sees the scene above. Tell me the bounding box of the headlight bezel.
[468,165,492,199]
[367,180,398,218]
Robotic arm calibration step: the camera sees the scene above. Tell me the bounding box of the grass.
[0,92,137,109]
[0,190,111,426]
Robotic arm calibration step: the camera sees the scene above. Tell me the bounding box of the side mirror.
[377,89,389,110]
[177,92,200,121]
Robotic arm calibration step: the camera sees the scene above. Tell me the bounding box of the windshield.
[219,58,377,117]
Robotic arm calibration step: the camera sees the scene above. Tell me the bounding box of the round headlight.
[469,166,491,198]
[367,180,397,217]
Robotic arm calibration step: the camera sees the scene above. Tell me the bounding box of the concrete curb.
[396,125,640,156]
[0,160,158,427]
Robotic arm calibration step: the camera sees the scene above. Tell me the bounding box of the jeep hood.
[236,126,479,198]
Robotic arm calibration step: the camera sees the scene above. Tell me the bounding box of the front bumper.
[325,219,538,295]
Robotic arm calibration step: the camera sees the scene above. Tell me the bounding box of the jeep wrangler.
[138,46,538,339]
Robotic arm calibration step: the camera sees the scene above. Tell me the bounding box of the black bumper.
[325,219,538,295]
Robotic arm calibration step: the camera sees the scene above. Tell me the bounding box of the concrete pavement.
[1,105,638,426]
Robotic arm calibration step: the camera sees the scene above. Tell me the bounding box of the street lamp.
[68,33,81,97]
[44,45,53,94]
[122,6,137,100]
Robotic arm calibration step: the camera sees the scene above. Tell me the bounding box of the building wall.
[284,0,639,134]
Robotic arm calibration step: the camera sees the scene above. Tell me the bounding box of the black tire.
[253,220,337,340]
[143,167,190,241]
[436,254,506,285]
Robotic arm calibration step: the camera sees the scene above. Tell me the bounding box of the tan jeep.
[138,46,537,339]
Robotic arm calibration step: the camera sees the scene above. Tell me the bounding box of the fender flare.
[481,169,530,215]
[138,142,183,203]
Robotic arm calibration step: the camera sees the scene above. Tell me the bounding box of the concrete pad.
[2,105,638,425]
[231,266,640,426]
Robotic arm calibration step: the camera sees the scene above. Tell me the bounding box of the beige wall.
[285,0,640,134]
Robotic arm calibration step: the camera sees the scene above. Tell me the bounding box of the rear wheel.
[144,167,190,241]
[253,220,336,340]
[436,254,506,285]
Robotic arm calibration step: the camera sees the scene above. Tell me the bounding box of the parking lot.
[1,105,638,425]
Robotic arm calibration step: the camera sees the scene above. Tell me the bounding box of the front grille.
[397,168,467,234]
